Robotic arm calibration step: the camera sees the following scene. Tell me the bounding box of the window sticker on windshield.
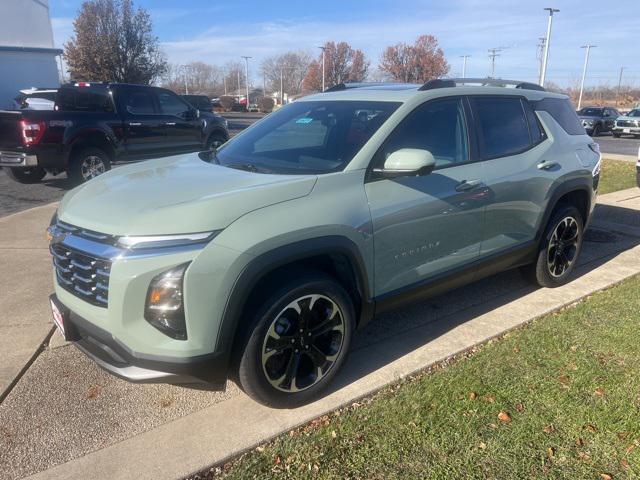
[296,117,313,124]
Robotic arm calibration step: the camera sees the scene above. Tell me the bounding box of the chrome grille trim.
[51,243,111,308]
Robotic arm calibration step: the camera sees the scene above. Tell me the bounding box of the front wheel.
[522,204,584,288]
[67,147,111,184]
[237,273,355,408]
[206,132,227,151]
[4,166,47,183]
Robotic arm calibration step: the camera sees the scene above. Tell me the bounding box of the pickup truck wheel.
[591,124,600,136]
[68,147,111,184]
[206,132,227,151]
[237,273,355,408]
[4,167,47,184]
[521,204,584,288]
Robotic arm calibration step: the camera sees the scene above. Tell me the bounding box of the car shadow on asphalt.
[322,202,640,398]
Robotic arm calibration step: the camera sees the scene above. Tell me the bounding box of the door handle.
[455,179,482,192]
[164,122,176,126]
[537,160,559,170]
[128,122,141,126]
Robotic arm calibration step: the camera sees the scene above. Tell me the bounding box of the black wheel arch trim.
[215,236,373,372]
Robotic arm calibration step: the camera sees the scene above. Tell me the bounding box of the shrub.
[219,96,236,112]
[258,96,275,113]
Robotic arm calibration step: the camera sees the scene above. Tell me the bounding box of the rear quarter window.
[534,98,585,135]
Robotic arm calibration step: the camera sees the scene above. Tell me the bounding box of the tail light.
[19,119,46,146]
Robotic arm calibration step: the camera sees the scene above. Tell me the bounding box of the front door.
[120,87,166,159]
[155,89,202,154]
[365,97,487,296]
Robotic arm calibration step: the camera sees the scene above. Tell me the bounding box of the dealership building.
[0,0,62,109]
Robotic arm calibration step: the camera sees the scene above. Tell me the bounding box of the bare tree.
[379,35,449,83]
[303,41,370,92]
[224,61,246,94]
[261,51,312,98]
[161,62,224,96]
[64,0,166,84]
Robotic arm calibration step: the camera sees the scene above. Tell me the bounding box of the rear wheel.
[4,166,46,183]
[592,124,601,136]
[67,147,111,184]
[522,204,584,288]
[237,273,354,408]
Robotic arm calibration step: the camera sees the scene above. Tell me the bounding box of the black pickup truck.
[0,82,229,184]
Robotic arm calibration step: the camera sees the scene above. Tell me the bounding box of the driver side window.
[156,90,189,117]
[377,98,469,169]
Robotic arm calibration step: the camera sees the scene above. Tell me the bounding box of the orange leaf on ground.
[600,474,612,480]
[543,425,555,434]
[497,411,511,423]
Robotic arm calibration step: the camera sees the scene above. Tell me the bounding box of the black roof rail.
[418,78,546,92]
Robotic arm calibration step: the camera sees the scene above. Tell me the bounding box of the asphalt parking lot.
[0,112,263,218]
[1,197,639,480]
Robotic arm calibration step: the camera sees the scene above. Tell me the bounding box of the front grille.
[51,243,111,307]
[617,120,638,127]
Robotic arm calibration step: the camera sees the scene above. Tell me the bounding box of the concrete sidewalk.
[0,204,57,400]
[0,188,630,480]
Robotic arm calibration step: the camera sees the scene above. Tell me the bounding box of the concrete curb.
[25,197,640,479]
[602,153,637,162]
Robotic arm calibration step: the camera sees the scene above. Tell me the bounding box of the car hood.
[58,154,317,236]
[616,115,639,122]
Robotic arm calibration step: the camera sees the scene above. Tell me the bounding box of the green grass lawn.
[216,275,640,479]
[600,158,637,194]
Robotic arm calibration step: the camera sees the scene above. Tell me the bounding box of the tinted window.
[183,95,211,111]
[157,91,189,116]
[535,98,585,135]
[473,97,530,158]
[577,107,603,117]
[124,91,156,115]
[377,97,468,168]
[523,100,546,144]
[216,101,400,174]
[55,88,114,112]
[628,109,640,117]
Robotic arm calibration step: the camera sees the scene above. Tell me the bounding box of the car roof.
[298,79,568,103]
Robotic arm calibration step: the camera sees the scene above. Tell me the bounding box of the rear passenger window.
[473,97,530,158]
[125,91,156,115]
[533,98,584,135]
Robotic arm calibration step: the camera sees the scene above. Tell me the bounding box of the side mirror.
[373,148,436,178]
[184,108,199,120]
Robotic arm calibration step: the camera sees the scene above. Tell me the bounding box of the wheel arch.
[537,178,594,243]
[216,236,373,372]
[67,131,116,166]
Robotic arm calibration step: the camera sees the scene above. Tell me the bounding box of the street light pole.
[488,48,501,78]
[241,56,252,110]
[616,66,625,107]
[539,7,560,87]
[460,55,470,78]
[280,66,284,105]
[318,46,326,91]
[577,45,596,110]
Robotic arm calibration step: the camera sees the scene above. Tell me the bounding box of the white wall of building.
[0,0,61,109]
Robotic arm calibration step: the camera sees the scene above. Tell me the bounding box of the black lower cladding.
[57,298,228,388]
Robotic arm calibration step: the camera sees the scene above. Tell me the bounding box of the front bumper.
[54,294,228,388]
[613,126,640,135]
[0,151,38,167]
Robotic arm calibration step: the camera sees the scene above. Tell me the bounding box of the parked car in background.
[182,94,213,113]
[0,82,229,184]
[12,88,57,110]
[47,79,599,408]
[612,109,640,138]
[577,106,620,136]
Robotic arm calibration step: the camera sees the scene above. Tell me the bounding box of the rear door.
[119,87,166,159]
[470,95,552,257]
[155,88,202,154]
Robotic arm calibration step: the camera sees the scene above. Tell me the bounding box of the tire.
[237,272,355,408]
[521,204,584,288]
[205,131,227,151]
[591,124,600,137]
[612,132,621,138]
[4,166,46,184]
[67,147,111,184]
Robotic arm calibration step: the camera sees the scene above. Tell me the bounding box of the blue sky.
[50,0,639,87]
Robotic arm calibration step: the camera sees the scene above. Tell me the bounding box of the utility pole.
[178,65,189,94]
[616,66,625,107]
[488,48,502,77]
[318,46,327,91]
[539,7,560,87]
[280,66,284,105]
[223,70,227,95]
[241,56,252,110]
[460,55,470,78]
[577,44,596,110]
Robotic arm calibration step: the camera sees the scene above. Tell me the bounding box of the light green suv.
[48,79,600,407]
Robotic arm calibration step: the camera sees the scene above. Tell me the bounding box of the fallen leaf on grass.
[256,446,265,453]
[512,346,520,353]
[484,394,495,403]
[497,411,511,423]
[584,424,597,433]
[274,456,281,466]
[557,375,570,384]
[626,444,636,454]
[578,451,591,461]
[468,391,477,400]
[620,459,629,469]
[543,425,555,434]
[547,447,555,458]
[576,438,585,447]
[594,388,605,397]
[570,345,578,352]
[330,430,337,439]
[478,442,487,450]
[600,474,612,480]
[516,403,525,412]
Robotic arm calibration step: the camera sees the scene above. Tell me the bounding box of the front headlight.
[117,231,219,250]
[145,263,189,340]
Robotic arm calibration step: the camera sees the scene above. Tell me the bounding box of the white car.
[12,88,57,110]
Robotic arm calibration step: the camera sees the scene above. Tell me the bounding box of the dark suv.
[577,106,619,136]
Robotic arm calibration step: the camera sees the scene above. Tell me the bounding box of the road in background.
[0,113,637,218]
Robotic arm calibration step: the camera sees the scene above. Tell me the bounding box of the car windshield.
[578,108,603,117]
[627,109,640,117]
[216,100,401,174]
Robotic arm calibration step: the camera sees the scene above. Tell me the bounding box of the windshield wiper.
[226,162,271,173]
